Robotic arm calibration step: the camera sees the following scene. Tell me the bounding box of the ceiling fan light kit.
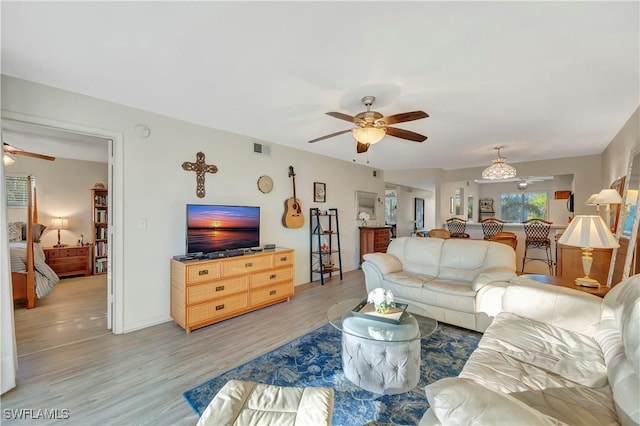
[352,126,386,145]
[3,153,16,166]
[481,146,517,180]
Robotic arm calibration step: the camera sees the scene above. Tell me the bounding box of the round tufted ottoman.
[341,316,421,394]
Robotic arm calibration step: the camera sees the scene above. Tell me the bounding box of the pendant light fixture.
[481,146,517,180]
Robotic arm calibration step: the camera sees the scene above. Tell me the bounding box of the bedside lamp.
[51,217,69,247]
[557,215,619,287]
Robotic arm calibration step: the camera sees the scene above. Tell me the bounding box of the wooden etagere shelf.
[309,208,343,285]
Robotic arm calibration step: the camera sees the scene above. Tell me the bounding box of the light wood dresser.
[359,227,392,263]
[170,248,294,333]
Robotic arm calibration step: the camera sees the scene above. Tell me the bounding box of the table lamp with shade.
[595,189,623,230]
[50,217,69,247]
[557,215,619,287]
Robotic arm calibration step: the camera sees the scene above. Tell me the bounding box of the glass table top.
[327,298,438,342]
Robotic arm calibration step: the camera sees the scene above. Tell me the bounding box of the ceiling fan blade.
[385,127,428,142]
[356,142,370,154]
[308,129,352,143]
[383,111,429,125]
[4,143,55,161]
[326,112,357,123]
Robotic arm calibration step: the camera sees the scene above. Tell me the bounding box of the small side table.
[520,274,610,298]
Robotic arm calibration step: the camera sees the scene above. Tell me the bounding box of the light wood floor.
[2,271,366,425]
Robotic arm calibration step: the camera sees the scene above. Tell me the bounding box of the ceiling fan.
[3,142,55,164]
[308,96,429,153]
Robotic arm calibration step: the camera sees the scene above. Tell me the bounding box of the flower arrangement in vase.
[359,212,370,227]
[367,287,396,314]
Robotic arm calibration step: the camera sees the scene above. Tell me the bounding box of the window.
[5,175,35,208]
[500,191,548,223]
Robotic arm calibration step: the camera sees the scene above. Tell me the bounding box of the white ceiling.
[1,1,638,172]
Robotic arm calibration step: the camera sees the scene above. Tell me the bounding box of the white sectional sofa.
[362,237,517,332]
[421,274,640,426]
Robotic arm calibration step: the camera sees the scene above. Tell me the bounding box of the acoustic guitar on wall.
[282,166,304,228]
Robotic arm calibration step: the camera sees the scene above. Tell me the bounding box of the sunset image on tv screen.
[187,205,260,253]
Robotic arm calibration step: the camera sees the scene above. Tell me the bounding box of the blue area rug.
[183,322,481,425]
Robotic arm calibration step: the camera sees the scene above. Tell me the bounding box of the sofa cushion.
[459,347,618,425]
[387,237,442,277]
[362,252,403,275]
[480,312,608,388]
[424,377,563,426]
[598,275,640,426]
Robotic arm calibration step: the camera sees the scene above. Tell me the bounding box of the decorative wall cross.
[182,152,218,198]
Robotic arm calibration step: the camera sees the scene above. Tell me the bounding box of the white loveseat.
[421,274,640,426]
[362,237,517,332]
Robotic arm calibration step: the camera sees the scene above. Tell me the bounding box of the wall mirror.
[467,195,474,221]
[356,191,377,220]
[608,145,640,286]
[415,197,425,230]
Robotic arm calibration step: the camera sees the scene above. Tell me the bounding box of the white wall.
[2,75,384,332]
[6,157,108,247]
[602,107,640,186]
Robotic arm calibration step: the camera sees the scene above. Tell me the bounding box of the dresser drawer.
[222,255,273,277]
[186,276,248,305]
[249,282,292,306]
[46,247,88,259]
[186,262,220,284]
[187,293,248,325]
[274,251,294,268]
[250,266,293,289]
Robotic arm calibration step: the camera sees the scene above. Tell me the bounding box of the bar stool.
[481,218,505,240]
[428,228,451,239]
[445,218,470,238]
[521,219,553,274]
[489,231,517,250]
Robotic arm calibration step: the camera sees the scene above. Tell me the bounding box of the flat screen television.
[186,204,260,254]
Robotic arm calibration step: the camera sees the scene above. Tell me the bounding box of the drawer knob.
[215,285,225,292]
[269,290,276,296]
[280,256,287,261]
[245,262,253,267]
[215,304,225,311]
[270,274,276,279]
[198,270,209,276]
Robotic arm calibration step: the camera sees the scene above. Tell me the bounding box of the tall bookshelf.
[91,187,108,275]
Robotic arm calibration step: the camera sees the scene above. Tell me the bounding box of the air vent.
[253,142,270,155]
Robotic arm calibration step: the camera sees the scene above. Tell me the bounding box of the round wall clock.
[257,175,273,193]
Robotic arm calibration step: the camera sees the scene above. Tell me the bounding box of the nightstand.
[520,274,610,298]
[43,246,91,277]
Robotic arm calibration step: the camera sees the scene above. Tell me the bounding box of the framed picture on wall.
[415,197,425,230]
[313,182,326,203]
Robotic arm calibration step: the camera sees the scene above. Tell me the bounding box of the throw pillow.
[21,223,47,242]
[8,222,24,242]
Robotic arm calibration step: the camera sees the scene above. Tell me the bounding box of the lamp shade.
[50,217,68,230]
[352,126,386,145]
[595,189,622,204]
[557,215,619,249]
[585,193,599,205]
